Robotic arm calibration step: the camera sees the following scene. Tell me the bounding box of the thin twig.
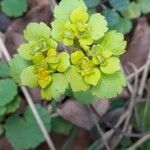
[138,50,150,96]
[127,63,150,81]
[112,63,139,149]
[127,134,150,150]
[0,37,56,150]
[89,105,111,150]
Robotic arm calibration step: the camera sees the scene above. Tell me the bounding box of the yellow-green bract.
[10,0,127,100]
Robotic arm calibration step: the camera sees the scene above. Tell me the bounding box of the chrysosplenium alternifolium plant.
[10,0,126,100]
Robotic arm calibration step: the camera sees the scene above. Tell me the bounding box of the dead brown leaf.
[28,0,49,8]
[121,17,150,71]
[57,99,110,130]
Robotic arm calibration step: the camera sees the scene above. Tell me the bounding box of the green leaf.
[119,137,132,148]
[102,9,120,27]
[132,102,150,132]
[21,66,38,88]
[41,73,68,100]
[0,63,10,78]
[73,90,96,104]
[83,0,101,8]
[0,79,17,107]
[0,107,6,117]
[5,104,51,149]
[24,22,51,42]
[88,8,96,15]
[9,54,31,83]
[100,30,126,56]
[92,71,126,99]
[51,116,73,134]
[88,13,108,40]
[18,43,33,60]
[100,57,120,74]
[109,0,129,12]
[51,19,65,42]
[111,18,132,34]
[139,140,150,150]
[5,96,20,114]
[1,0,28,17]
[54,0,87,21]
[0,125,4,136]
[65,66,89,92]
[122,2,141,19]
[109,99,125,112]
[137,0,150,14]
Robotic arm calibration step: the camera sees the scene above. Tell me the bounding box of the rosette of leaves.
[10,22,70,100]
[10,0,126,102]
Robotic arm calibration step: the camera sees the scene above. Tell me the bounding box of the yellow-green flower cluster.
[51,0,108,50]
[18,22,70,90]
[10,0,127,100]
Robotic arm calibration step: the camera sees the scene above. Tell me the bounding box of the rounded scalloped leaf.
[51,19,65,42]
[111,18,132,34]
[102,9,120,27]
[9,54,32,83]
[91,71,126,99]
[73,90,96,104]
[18,43,33,60]
[54,0,87,21]
[21,66,38,88]
[5,105,51,149]
[57,52,70,72]
[83,0,101,8]
[51,116,73,134]
[137,0,150,14]
[1,0,28,17]
[0,79,17,107]
[88,13,108,40]
[122,2,141,19]
[5,96,20,114]
[0,63,10,78]
[41,73,68,100]
[100,57,120,74]
[23,22,51,42]
[109,0,129,12]
[100,31,126,56]
[65,66,89,92]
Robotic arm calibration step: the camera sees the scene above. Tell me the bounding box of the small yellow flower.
[71,50,101,86]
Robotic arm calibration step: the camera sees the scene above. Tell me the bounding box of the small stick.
[127,134,150,150]
[138,50,150,96]
[89,105,111,150]
[127,63,150,81]
[112,63,139,149]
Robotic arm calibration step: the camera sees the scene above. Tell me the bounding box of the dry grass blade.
[88,105,111,150]
[127,134,150,150]
[138,50,150,96]
[111,63,139,149]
